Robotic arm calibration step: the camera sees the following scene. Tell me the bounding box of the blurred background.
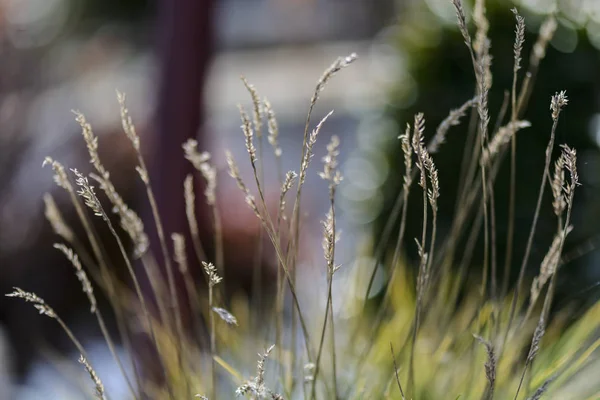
[1,0,600,398]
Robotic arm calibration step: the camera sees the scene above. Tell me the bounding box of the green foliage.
[6,1,600,399]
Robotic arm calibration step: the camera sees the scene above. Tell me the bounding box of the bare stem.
[209,282,216,399]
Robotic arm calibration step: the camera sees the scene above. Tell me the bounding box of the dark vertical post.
[136,0,215,390]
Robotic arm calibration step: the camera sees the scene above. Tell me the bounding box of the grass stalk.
[503,92,568,350]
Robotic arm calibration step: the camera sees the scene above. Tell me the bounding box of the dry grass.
[5,2,600,399]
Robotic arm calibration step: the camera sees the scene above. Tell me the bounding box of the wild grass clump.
[6,1,600,399]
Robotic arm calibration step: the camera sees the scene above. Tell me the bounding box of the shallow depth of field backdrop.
[1,0,600,398]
